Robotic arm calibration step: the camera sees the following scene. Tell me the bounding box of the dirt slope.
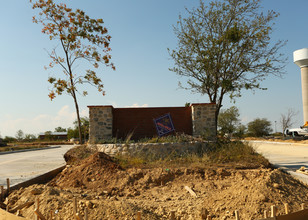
[4,152,308,220]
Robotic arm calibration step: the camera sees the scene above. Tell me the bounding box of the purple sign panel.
[154,113,175,137]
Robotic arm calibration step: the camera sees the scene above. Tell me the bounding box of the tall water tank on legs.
[294,48,308,124]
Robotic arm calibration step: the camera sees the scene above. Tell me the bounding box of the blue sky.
[0,0,306,137]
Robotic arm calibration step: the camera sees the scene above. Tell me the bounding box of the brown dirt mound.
[63,145,94,164]
[5,167,308,220]
[4,147,308,219]
[49,152,122,189]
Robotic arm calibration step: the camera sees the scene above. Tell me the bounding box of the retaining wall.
[89,141,209,158]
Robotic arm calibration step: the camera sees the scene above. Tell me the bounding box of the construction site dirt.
[3,149,308,220]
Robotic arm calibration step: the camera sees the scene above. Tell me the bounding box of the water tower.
[294,48,308,124]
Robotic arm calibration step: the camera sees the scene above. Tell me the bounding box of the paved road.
[249,140,308,184]
[0,145,74,187]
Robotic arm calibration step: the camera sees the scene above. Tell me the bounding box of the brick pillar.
[191,103,216,138]
[88,106,113,143]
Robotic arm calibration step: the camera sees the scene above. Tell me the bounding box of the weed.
[97,133,203,144]
[113,139,270,169]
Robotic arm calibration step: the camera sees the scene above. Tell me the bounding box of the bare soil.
[4,151,308,220]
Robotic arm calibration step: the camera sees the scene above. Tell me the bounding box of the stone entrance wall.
[88,103,216,143]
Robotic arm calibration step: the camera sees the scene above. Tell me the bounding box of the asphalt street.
[249,140,308,184]
[0,145,74,186]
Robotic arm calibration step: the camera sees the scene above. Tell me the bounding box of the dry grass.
[114,139,271,169]
[0,144,49,152]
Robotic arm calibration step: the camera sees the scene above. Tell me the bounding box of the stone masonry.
[191,103,216,137]
[90,142,208,157]
[88,106,113,143]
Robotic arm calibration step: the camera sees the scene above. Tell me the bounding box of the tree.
[280,108,298,136]
[15,130,25,142]
[67,117,89,140]
[67,127,79,140]
[169,0,286,133]
[24,134,37,142]
[3,136,17,143]
[54,127,67,132]
[218,106,240,136]
[44,131,53,141]
[73,116,89,141]
[247,118,272,137]
[233,124,246,138]
[31,0,115,144]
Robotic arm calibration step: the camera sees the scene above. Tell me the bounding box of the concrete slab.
[0,145,74,187]
[249,140,308,184]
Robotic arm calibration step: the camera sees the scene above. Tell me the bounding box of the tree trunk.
[72,90,83,144]
[214,100,223,140]
[214,108,219,138]
[63,43,83,144]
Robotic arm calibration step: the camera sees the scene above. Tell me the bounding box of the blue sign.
[154,113,175,137]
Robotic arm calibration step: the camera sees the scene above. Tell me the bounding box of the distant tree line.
[0,117,89,144]
[218,106,298,138]
[0,107,297,145]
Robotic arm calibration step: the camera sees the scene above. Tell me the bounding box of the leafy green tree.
[218,106,240,136]
[73,116,89,140]
[54,127,67,132]
[233,124,246,138]
[15,130,24,142]
[67,127,79,140]
[67,117,89,140]
[24,134,37,142]
[31,0,115,144]
[169,0,286,132]
[3,136,16,143]
[247,118,272,137]
[44,131,53,141]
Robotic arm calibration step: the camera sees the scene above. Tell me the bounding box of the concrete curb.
[0,145,61,155]
[273,165,308,185]
[10,165,66,190]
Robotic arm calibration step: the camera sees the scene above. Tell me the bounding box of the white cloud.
[0,105,88,137]
[103,102,149,108]
[125,103,149,108]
